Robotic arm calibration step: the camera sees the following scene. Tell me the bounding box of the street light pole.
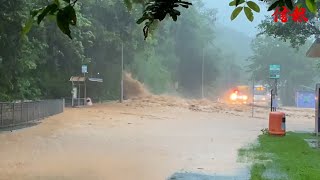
[201,47,204,99]
[120,42,124,103]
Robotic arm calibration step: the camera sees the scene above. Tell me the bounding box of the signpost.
[269,64,280,79]
[269,64,280,111]
[82,65,88,74]
[82,65,88,106]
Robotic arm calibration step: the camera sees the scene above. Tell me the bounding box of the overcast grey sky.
[204,0,273,37]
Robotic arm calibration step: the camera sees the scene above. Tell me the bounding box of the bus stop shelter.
[69,76,86,107]
[69,76,104,107]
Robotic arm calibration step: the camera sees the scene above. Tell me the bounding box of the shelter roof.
[69,76,86,82]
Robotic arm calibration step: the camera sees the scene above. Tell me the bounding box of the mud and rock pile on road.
[128,95,189,108]
[126,95,250,114]
[122,72,251,114]
[123,72,150,99]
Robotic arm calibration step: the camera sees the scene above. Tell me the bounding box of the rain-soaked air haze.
[204,0,272,37]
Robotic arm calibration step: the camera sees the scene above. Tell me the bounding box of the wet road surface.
[0,102,314,180]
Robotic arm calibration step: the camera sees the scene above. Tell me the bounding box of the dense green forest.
[247,36,319,106]
[1,0,319,106]
[0,0,247,101]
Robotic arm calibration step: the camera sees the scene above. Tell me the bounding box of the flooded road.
[0,100,314,180]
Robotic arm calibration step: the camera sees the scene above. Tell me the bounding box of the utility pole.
[201,47,204,99]
[120,42,124,103]
[252,74,254,117]
[271,89,274,112]
[84,72,86,106]
[275,78,278,96]
[274,78,278,111]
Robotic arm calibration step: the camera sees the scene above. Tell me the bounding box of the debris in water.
[123,72,150,100]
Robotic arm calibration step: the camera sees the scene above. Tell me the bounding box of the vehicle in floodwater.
[226,85,251,105]
[221,84,278,106]
[253,85,270,106]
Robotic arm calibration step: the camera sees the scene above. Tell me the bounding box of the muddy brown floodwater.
[0,97,315,180]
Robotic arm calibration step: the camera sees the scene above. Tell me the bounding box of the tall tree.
[258,0,320,49]
[0,0,243,101]
[247,36,318,105]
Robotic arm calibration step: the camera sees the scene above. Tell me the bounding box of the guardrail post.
[21,102,23,123]
[43,101,45,118]
[46,100,48,117]
[47,100,50,116]
[0,104,3,127]
[12,103,15,126]
[27,102,29,123]
[62,98,65,112]
[33,102,35,121]
[38,101,40,120]
[44,101,46,118]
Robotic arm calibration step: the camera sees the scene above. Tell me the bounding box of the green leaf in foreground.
[244,7,254,22]
[30,8,43,18]
[136,16,147,24]
[268,0,280,11]
[230,7,243,20]
[247,1,260,12]
[56,10,72,39]
[21,17,34,36]
[285,0,294,10]
[235,0,245,6]
[37,4,58,24]
[229,1,236,6]
[64,5,77,26]
[229,0,245,6]
[306,0,317,13]
[172,14,178,21]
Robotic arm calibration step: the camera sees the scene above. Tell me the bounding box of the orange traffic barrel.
[269,111,286,136]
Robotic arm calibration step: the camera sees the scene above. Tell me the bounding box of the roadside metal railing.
[0,99,64,128]
[64,97,102,107]
[64,98,86,107]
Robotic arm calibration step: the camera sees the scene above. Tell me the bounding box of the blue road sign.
[269,64,280,79]
[82,65,88,73]
[296,91,315,108]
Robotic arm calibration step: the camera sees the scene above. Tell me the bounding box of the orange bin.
[269,111,286,136]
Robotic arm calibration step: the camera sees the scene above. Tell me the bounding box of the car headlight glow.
[230,93,237,101]
[242,95,248,100]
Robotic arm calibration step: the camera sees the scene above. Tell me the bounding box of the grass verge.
[238,132,320,180]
